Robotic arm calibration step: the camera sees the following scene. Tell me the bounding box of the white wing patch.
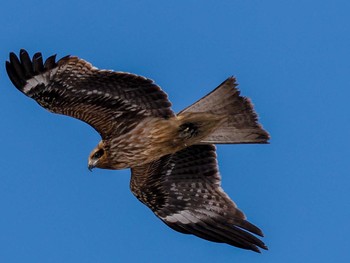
[23,68,58,94]
[163,210,200,224]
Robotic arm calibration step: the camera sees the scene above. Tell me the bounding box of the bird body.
[90,112,224,169]
[6,49,270,253]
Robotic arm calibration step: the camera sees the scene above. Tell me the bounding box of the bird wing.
[130,144,267,252]
[6,49,174,139]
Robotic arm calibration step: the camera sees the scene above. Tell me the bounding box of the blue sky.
[1,0,349,262]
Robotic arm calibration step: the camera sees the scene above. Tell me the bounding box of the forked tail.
[178,77,270,144]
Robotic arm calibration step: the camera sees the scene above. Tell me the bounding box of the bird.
[6,49,270,253]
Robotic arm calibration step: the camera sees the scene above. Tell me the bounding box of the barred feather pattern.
[180,77,270,144]
[6,49,175,139]
[6,50,178,168]
[6,50,269,251]
[130,145,268,253]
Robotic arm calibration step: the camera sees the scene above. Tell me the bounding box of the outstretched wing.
[130,144,267,252]
[6,49,174,138]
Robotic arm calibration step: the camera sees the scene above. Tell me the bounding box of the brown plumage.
[6,49,270,252]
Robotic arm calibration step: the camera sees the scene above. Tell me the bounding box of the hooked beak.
[88,164,94,172]
[88,160,97,172]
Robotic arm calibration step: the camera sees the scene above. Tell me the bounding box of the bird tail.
[178,77,270,144]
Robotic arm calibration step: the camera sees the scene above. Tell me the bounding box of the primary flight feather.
[6,49,269,253]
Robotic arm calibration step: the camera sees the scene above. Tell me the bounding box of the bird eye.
[93,149,104,159]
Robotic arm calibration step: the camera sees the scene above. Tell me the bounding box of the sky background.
[0,0,349,262]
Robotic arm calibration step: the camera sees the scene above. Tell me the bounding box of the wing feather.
[130,144,267,252]
[9,53,26,83]
[32,52,44,73]
[19,50,34,77]
[43,54,57,70]
[6,49,174,138]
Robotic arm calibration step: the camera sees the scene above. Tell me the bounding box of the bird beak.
[88,160,97,171]
[88,164,94,172]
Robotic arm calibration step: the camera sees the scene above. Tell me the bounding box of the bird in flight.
[6,49,270,253]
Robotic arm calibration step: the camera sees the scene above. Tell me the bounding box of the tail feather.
[179,77,270,144]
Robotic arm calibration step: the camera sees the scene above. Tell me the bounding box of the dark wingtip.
[44,54,57,69]
[234,218,265,237]
[20,49,34,77]
[6,60,25,90]
[9,52,26,81]
[251,246,261,253]
[19,49,28,57]
[250,244,268,253]
[249,240,268,253]
[32,52,44,74]
[6,49,60,93]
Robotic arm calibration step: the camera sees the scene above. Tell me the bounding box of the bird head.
[88,141,108,170]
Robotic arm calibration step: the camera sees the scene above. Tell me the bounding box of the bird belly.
[107,113,222,169]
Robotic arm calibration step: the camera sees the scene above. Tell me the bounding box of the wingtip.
[246,239,268,253]
[19,48,28,56]
[6,54,25,90]
[32,52,44,74]
[9,51,16,59]
[44,54,58,69]
[250,241,268,253]
[6,50,62,93]
[251,246,261,253]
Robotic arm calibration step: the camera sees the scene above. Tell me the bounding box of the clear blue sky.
[1,1,349,262]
